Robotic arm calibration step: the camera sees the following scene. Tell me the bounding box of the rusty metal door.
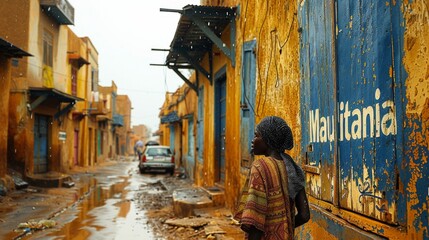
[215,74,226,182]
[33,114,49,173]
[300,0,402,225]
[300,0,336,203]
[336,0,399,224]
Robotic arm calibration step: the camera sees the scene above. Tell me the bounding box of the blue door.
[299,0,336,203]
[169,125,175,152]
[34,114,49,173]
[240,40,257,168]
[299,0,403,225]
[187,117,195,179]
[336,0,400,224]
[215,73,226,182]
[197,86,204,163]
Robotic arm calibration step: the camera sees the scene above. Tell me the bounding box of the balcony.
[112,114,124,127]
[88,101,108,116]
[40,0,74,25]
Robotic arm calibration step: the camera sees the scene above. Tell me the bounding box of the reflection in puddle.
[22,175,155,240]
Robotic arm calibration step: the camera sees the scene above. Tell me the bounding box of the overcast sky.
[68,0,200,133]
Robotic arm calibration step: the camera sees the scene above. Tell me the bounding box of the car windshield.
[147,148,171,156]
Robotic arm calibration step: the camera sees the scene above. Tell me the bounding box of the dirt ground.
[136,176,245,240]
[0,159,245,239]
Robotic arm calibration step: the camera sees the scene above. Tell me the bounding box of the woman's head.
[252,116,293,154]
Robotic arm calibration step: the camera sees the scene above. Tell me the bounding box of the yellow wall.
[189,0,301,209]
[0,57,11,178]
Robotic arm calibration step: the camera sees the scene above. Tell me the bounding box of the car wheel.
[139,167,145,174]
[167,169,174,176]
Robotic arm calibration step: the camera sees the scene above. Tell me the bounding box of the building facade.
[116,95,132,156]
[0,38,31,192]
[1,0,82,179]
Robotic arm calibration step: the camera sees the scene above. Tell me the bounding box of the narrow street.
[0,158,243,240]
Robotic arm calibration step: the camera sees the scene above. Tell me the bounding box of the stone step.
[201,186,225,207]
[172,187,214,218]
[172,186,226,218]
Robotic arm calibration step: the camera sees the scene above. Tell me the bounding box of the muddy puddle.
[13,173,157,240]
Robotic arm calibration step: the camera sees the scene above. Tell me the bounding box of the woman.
[234,116,310,240]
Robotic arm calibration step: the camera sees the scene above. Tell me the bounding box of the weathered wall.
[201,0,301,209]
[0,0,30,80]
[402,0,429,238]
[177,83,197,178]
[2,0,71,176]
[1,1,31,175]
[0,57,11,178]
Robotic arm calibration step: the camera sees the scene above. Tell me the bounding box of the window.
[71,65,78,96]
[91,67,98,91]
[42,30,54,87]
[43,31,53,67]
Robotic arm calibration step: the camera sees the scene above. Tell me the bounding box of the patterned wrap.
[234,157,293,240]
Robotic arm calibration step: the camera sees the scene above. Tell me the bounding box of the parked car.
[138,145,175,175]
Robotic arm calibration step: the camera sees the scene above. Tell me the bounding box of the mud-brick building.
[80,37,103,166]
[131,124,151,149]
[65,28,97,169]
[158,83,197,179]
[0,38,31,193]
[159,0,428,239]
[67,34,103,168]
[116,95,132,156]
[98,81,123,161]
[0,0,83,178]
[157,92,174,147]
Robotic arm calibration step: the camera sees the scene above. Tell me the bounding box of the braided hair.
[256,116,293,152]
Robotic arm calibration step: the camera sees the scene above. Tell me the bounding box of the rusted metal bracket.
[29,95,48,111]
[171,67,198,95]
[54,101,76,119]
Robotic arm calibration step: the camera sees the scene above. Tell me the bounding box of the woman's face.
[251,130,269,155]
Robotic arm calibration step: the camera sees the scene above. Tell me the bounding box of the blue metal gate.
[187,117,195,179]
[300,0,336,203]
[300,0,403,225]
[169,125,175,152]
[336,0,399,224]
[215,71,226,182]
[33,114,49,173]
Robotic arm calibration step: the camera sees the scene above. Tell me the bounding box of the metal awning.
[28,87,83,119]
[40,0,75,25]
[68,53,90,68]
[161,111,180,124]
[0,38,32,58]
[153,5,236,93]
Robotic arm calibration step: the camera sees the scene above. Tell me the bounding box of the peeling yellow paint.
[403,1,429,115]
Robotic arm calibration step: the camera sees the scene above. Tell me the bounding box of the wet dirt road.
[0,159,172,240]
